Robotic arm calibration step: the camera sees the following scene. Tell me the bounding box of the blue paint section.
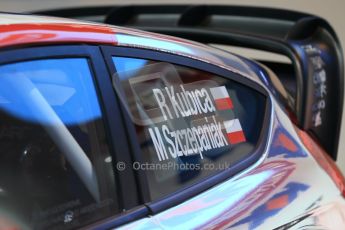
[269,126,308,158]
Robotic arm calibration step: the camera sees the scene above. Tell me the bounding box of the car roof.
[0,13,204,48]
[0,13,118,47]
[0,13,263,85]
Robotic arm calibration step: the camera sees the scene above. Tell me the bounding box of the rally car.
[0,5,344,230]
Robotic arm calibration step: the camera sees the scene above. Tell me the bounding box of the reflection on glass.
[112,56,266,200]
[0,58,117,230]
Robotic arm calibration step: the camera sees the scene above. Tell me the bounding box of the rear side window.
[0,58,117,229]
[112,56,266,200]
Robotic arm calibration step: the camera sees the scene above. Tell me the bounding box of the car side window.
[112,56,266,200]
[0,58,118,229]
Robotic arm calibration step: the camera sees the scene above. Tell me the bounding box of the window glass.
[0,58,117,229]
[112,56,266,201]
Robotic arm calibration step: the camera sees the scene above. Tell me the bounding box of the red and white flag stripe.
[210,86,233,110]
[223,119,246,144]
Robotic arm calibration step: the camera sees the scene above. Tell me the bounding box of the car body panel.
[0,12,344,230]
[118,100,345,230]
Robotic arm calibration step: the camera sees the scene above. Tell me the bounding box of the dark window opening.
[0,58,118,230]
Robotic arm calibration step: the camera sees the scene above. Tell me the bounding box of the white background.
[2,0,345,173]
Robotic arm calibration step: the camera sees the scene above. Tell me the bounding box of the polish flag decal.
[224,119,246,144]
[210,86,233,110]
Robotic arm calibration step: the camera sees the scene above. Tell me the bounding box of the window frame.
[101,46,272,214]
[0,45,147,228]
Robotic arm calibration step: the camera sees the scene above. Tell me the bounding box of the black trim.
[101,46,272,214]
[100,48,152,205]
[100,47,152,205]
[86,205,149,230]
[0,45,149,227]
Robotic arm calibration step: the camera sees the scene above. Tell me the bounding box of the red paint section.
[266,195,289,210]
[227,131,246,144]
[0,23,117,48]
[215,97,233,110]
[296,128,345,197]
[276,133,298,152]
[0,216,21,230]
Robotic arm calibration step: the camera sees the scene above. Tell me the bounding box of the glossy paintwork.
[120,101,344,230]
[0,23,116,48]
[0,12,343,230]
[0,13,256,84]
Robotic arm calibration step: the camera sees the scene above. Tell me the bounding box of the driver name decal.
[152,85,216,121]
[149,84,246,161]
